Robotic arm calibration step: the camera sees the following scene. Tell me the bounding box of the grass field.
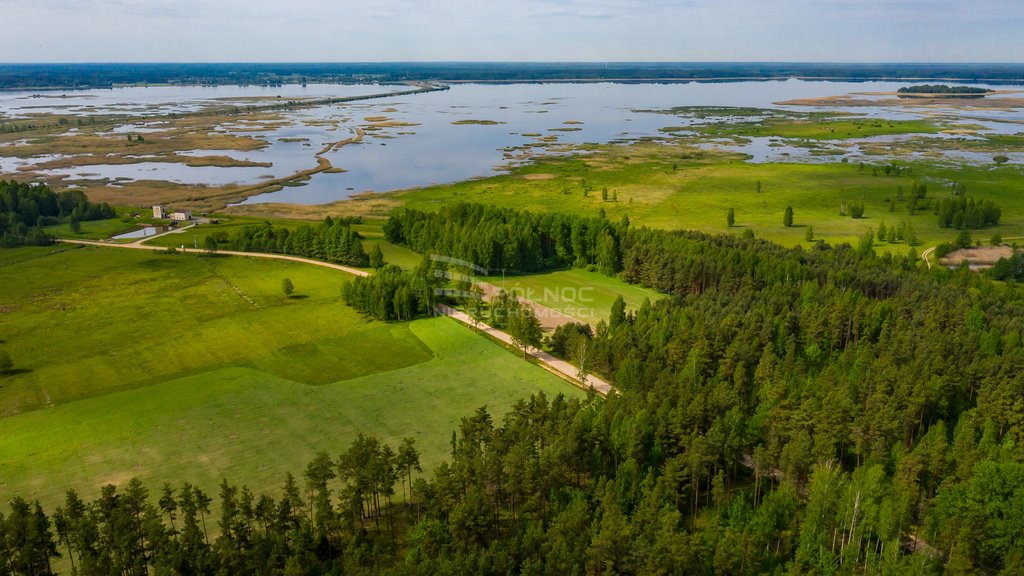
[353,221,425,270]
[386,141,1024,252]
[695,118,944,140]
[483,268,665,325]
[137,216,425,270]
[140,214,306,249]
[0,245,432,415]
[0,246,580,510]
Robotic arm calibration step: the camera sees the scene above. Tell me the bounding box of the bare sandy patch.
[941,245,1014,268]
[522,173,557,180]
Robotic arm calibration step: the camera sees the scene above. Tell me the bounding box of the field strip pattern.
[57,237,609,394]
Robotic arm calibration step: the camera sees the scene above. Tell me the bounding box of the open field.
[694,118,945,140]
[0,245,432,415]
[352,220,425,269]
[482,268,665,325]
[350,141,1024,252]
[44,214,148,240]
[0,317,579,511]
[0,245,580,510]
[140,214,307,248]
[135,215,425,270]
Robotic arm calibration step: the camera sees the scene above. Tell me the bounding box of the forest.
[227,218,369,267]
[3,63,1023,90]
[897,85,993,96]
[0,180,115,247]
[5,203,1024,574]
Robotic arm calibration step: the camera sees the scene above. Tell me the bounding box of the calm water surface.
[1,80,1020,205]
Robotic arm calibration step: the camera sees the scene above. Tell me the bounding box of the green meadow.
[136,216,426,270]
[0,245,579,509]
[484,268,665,325]
[388,141,1024,253]
[140,214,306,249]
[694,118,944,140]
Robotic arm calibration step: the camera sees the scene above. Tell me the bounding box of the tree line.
[897,85,992,96]
[227,217,369,267]
[0,435,422,576]
[7,202,1024,573]
[340,262,441,321]
[0,180,115,247]
[384,204,625,275]
[936,196,1001,229]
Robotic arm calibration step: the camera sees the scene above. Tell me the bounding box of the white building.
[170,210,192,221]
[152,205,167,219]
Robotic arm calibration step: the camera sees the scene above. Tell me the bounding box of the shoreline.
[5,76,1024,93]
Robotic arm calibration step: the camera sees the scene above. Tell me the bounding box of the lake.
[1,80,1021,205]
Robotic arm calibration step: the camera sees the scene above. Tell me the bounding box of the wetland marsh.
[2,80,1022,211]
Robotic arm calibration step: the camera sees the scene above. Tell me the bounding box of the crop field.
[0,245,579,509]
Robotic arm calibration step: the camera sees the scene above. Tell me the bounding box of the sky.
[2,0,1022,62]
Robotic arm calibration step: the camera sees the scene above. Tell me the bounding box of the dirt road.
[58,236,612,394]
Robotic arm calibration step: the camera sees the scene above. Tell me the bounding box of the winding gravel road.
[59,229,610,395]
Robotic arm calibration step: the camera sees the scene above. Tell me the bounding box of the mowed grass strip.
[0,317,579,511]
[0,245,431,415]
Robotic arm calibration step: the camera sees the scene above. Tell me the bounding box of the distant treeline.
[228,217,368,267]
[898,84,993,96]
[3,62,1024,90]
[0,180,114,247]
[384,204,625,275]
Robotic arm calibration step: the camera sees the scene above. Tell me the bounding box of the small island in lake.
[897,84,994,98]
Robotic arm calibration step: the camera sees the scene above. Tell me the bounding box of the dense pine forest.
[0,180,114,246]
[4,203,1024,574]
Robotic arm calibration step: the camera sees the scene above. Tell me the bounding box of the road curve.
[60,237,370,277]
[921,245,937,269]
[58,237,611,394]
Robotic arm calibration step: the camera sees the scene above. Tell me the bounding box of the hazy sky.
[3,0,1022,62]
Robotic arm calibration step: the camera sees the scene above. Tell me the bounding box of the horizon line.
[2,61,1024,66]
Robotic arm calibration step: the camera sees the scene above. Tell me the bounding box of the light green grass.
[353,221,424,270]
[483,269,665,325]
[387,142,1024,253]
[0,245,581,510]
[45,217,141,241]
[41,205,168,241]
[696,118,944,140]
[141,215,307,248]
[0,317,580,510]
[0,245,431,415]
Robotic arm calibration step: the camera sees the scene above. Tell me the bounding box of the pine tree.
[369,244,384,269]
